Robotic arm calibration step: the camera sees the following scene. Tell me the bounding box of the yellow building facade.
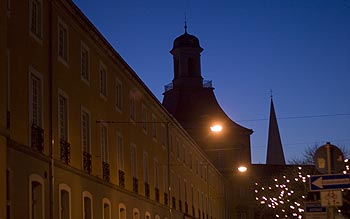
[4,1,227,219]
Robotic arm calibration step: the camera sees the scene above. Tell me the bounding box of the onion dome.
[172,31,201,49]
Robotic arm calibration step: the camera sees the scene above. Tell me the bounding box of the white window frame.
[29,0,43,42]
[102,198,111,219]
[143,151,149,183]
[141,104,147,133]
[58,89,69,142]
[145,211,151,219]
[82,191,93,219]
[80,41,90,85]
[100,123,108,163]
[133,208,140,219]
[129,92,136,122]
[99,62,108,98]
[81,107,91,154]
[153,158,159,189]
[116,132,124,171]
[58,184,71,219]
[29,67,43,128]
[115,78,122,112]
[163,166,168,193]
[160,123,166,147]
[130,143,137,178]
[29,174,45,219]
[57,17,69,65]
[118,203,126,219]
[151,114,157,140]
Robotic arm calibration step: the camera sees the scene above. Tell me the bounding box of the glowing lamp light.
[238,165,247,173]
[210,124,223,132]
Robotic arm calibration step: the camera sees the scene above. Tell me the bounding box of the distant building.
[162,28,254,218]
[1,1,226,219]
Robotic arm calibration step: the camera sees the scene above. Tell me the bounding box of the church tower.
[162,27,253,175]
[266,97,286,165]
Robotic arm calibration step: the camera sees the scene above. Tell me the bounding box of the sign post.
[312,142,345,219]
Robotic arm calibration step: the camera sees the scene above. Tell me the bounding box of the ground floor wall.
[6,140,191,219]
[0,136,6,219]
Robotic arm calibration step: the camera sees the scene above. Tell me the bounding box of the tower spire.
[266,96,286,165]
[184,14,188,33]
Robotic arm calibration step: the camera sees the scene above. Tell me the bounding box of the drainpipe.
[48,0,54,218]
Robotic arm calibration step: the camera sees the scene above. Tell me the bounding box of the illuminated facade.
[3,1,226,219]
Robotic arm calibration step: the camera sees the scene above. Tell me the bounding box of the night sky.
[73,0,350,164]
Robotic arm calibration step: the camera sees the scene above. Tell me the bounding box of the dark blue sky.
[73,0,350,164]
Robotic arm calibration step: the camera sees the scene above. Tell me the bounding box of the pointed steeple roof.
[266,97,286,165]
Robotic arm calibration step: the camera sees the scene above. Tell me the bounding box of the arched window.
[155,215,160,219]
[59,184,71,219]
[133,208,140,219]
[119,203,126,219]
[145,211,151,219]
[102,198,111,219]
[82,191,93,219]
[29,174,44,219]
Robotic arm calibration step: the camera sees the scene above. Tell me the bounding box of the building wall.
[5,0,226,219]
[0,0,8,218]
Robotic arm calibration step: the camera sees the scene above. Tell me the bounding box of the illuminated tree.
[253,145,350,219]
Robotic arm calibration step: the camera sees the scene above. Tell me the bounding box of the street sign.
[313,142,344,174]
[310,174,350,191]
[305,202,327,219]
[320,190,343,207]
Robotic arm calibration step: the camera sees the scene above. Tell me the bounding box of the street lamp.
[237,165,248,173]
[210,124,222,132]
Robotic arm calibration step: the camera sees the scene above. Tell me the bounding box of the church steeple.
[170,27,203,88]
[266,96,286,165]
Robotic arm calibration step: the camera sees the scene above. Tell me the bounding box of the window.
[145,212,151,219]
[184,179,187,203]
[141,104,147,132]
[130,144,137,177]
[119,204,126,219]
[100,124,108,163]
[102,198,111,219]
[29,0,42,39]
[189,152,193,170]
[182,145,186,164]
[163,166,168,193]
[58,18,68,63]
[115,79,122,111]
[29,69,43,127]
[82,191,93,219]
[161,124,166,146]
[178,176,181,200]
[176,139,180,159]
[81,108,90,154]
[99,62,107,97]
[129,93,136,121]
[59,184,71,219]
[154,159,159,188]
[58,91,68,142]
[133,208,140,219]
[151,114,157,139]
[81,42,90,83]
[29,174,44,219]
[116,133,124,170]
[143,152,149,183]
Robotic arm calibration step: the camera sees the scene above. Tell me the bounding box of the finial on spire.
[270,89,273,99]
[184,13,188,33]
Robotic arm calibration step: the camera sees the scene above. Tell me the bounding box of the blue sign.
[305,202,326,213]
[310,174,350,191]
